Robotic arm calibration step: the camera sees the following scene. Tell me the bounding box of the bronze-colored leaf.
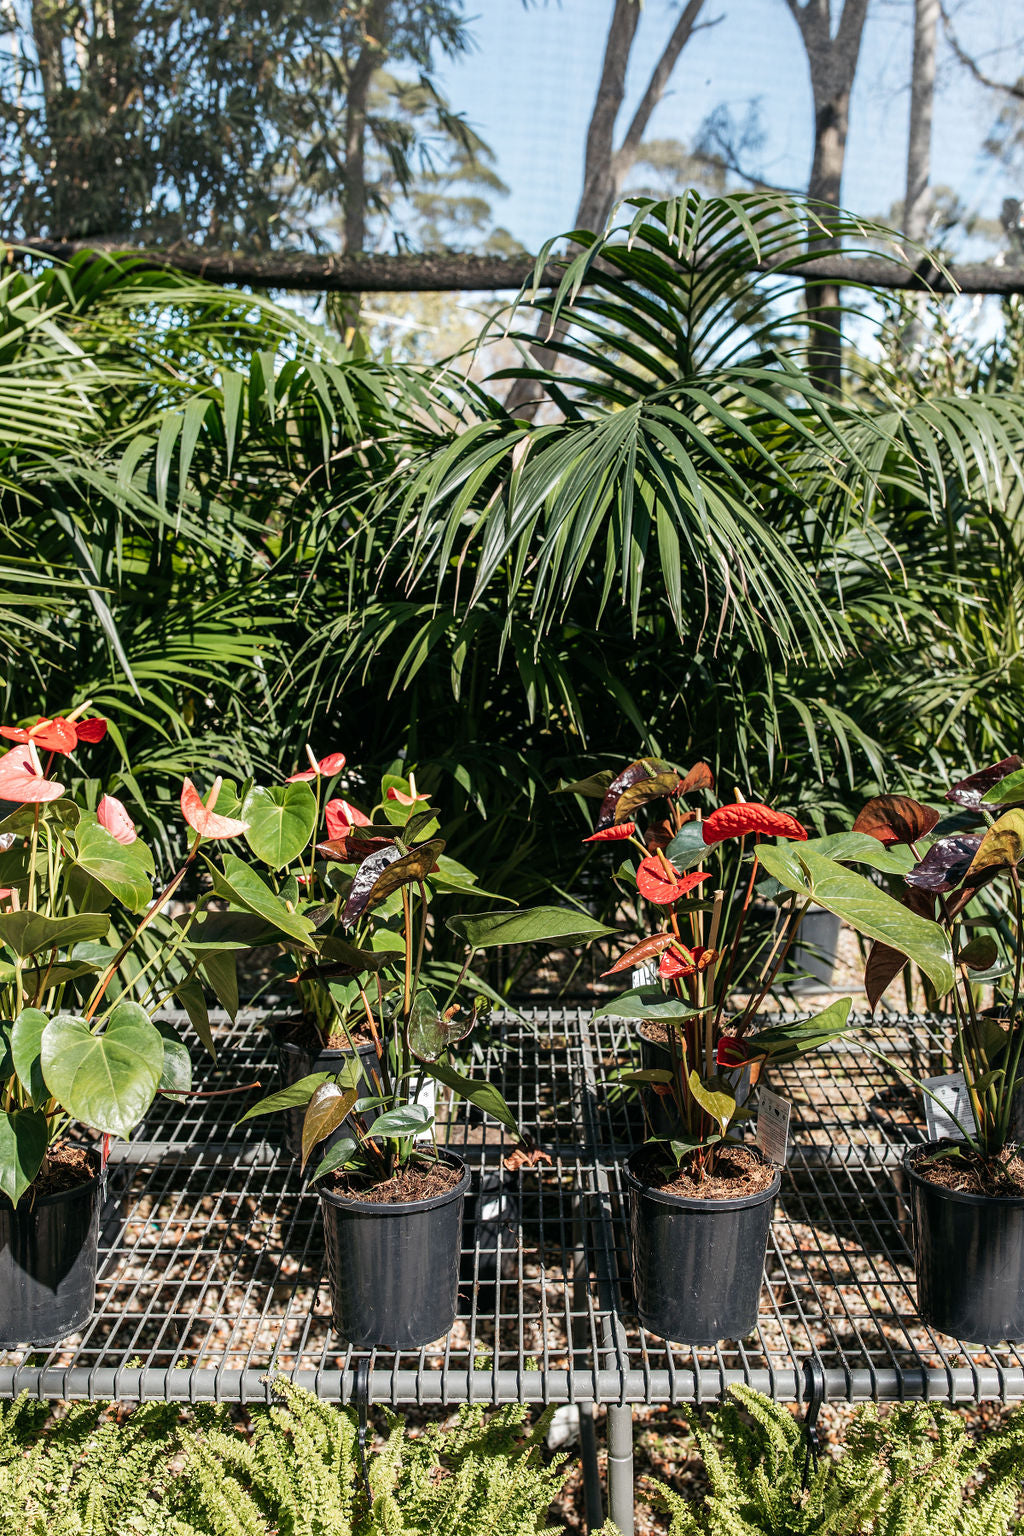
[615,772,683,824]
[601,932,676,976]
[316,834,395,863]
[959,935,998,971]
[865,940,909,1012]
[677,761,714,796]
[946,757,1024,810]
[852,795,939,846]
[965,809,1024,879]
[301,1082,359,1169]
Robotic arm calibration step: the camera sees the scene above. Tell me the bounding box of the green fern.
[648,1386,1024,1536]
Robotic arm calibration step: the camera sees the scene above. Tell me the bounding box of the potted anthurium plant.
[575,757,953,1345]
[842,764,1024,1342]
[0,708,311,1347]
[222,751,502,1161]
[238,769,612,1349]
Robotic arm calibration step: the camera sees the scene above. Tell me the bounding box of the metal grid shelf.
[0,1008,1019,1413]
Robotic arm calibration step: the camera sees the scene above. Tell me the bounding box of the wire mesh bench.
[0,1007,1020,1533]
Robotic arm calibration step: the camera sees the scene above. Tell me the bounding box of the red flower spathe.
[700,803,807,845]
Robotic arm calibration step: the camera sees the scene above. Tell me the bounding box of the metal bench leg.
[579,1402,604,1532]
[606,1403,635,1535]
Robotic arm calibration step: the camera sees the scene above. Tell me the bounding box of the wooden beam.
[5,236,1024,296]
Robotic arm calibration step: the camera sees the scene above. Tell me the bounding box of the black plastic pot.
[273,1024,382,1158]
[318,1149,469,1348]
[624,1151,780,1344]
[905,1148,1024,1342]
[775,901,842,993]
[0,1161,102,1347]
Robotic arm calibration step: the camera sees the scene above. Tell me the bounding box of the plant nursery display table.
[0,1007,1021,1533]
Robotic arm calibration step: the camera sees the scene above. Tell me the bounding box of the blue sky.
[434,0,1023,255]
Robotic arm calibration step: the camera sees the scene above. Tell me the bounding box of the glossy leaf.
[800,832,914,875]
[0,910,109,958]
[339,843,403,925]
[757,844,954,995]
[688,1072,737,1137]
[753,998,853,1061]
[73,820,154,911]
[316,833,395,863]
[966,810,1024,878]
[615,772,682,824]
[851,795,939,846]
[982,766,1024,807]
[309,1137,358,1183]
[155,1020,193,1094]
[40,1002,164,1138]
[595,758,673,830]
[242,782,317,868]
[366,1104,434,1138]
[446,905,616,949]
[960,935,998,971]
[591,988,707,1022]
[11,1007,48,1103]
[662,820,709,869]
[946,757,1024,810]
[301,1082,359,1168]
[426,1059,520,1139]
[905,834,984,892]
[208,853,316,948]
[677,762,714,796]
[864,940,910,1012]
[353,839,445,913]
[555,769,616,798]
[235,1072,331,1123]
[0,1109,47,1205]
[601,933,676,976]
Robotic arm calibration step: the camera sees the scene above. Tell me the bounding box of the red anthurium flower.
[387,785,429,806]
[325,798,371,838]
[659,943,716,979]
[701,802,807,845]
[286,748,347,782]
[0,713,107,754]
[97,793,137,845]
[637,856,712,905]
[583,821,635,843]
[716,1038,752,1069]
[0,744,64,803]
[181,778,250,839]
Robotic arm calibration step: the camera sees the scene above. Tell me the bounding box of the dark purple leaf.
[946,757,1023,809]
[852,795,938,846]
[341,845,402,925]
[595,758,673,831]
[905,834,984,892]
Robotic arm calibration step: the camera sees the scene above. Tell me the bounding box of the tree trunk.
[902,0,938,362]
[786,0,870,396]
[339,0,389,330]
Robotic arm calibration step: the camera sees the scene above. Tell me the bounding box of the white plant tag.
[632,962,659,988]
[922,1071,976,1142]
[755,1088,791,1165]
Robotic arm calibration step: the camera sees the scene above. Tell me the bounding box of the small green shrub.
[650,1385,1024,1535]
[0,1382,570,1536]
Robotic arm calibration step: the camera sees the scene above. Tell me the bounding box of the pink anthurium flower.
[286,746,347,783]
[387,785,429,806]
[325,798,371,838]
[97,793,137,845]
[181,777,250,839]
[0,744,65,802]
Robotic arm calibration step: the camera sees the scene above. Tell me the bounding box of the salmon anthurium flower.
[324,798,371,838]
[181,777,250,839]
[97,793,137,845]
[286,747,346,783]
[387,785,429,806]
[0,744,64,802]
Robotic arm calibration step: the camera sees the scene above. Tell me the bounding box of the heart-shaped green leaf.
[11,1007,48,1103]
[155,1020,193,1094]
[0,911,110,959]
[73,819,154,911]
[40,1002,164,1137]
[366,1103,434,1139]
[208,854,316,949]
[309,1137,358,1183]
[242,783,317,868]
[0,1109,48,1205]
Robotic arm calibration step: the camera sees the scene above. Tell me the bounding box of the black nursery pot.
[0,1161,102,1347]
[318,1150,470,1349]
[624,1151,780,1345]
[905,1148,1024,1343]
[273,1024,382,1158]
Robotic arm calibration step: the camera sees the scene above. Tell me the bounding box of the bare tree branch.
[940,1,1024,100]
